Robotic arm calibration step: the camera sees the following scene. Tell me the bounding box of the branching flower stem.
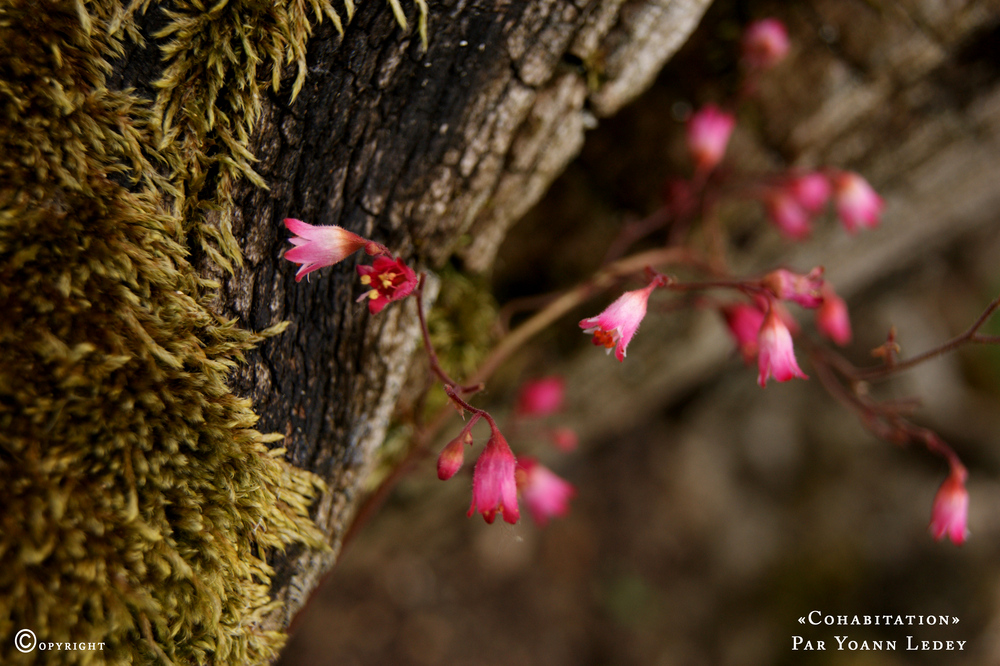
[851,293,1000,381]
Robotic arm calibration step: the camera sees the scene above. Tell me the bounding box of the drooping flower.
[438,428,474,481]
[930,466,969,546]
[284,218,370,282]
[580,278,661,362]
[741,18,790,71]
[468,426,520,525]
[757,306,808,387]
[516,377,566,418]
[762,267,825,308]
[764,189,812,239]
[687,104,736,173]
[549,426,579,452]
[721,302,766,364]
[816,287,852,346]
[832,171,884,233]
[515,457,576,527]
[356,256,419,314]
[787,172,830,213]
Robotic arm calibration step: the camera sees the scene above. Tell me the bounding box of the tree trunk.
[194,0,715,634]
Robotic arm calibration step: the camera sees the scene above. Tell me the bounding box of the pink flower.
[787,172,830,213]
[549,426,579,452]
[284,218,369,282]
[762,267,825,308]
[687,104,736,173]
[356,256,418,314]
[741,18,790,71]
[930,467,969,546]
[764,190,812,239]
[721,302,765,363]
[816,288,852,346]
[757,306,808,387]
[515,457,575,527]
[437,428,473,481]
[516,377,565,418]
[468,426,520,525]
[832,171,884,233]
[580,279,661,362]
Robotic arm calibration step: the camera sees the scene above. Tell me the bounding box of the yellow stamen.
[367,290,379,300]
[360,275,372,285]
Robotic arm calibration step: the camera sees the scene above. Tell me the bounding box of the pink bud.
[787,172,830,213]
[516,377,566,418]
[579,278,661,362]
[549,427,579,452]
[468,426,520,525]
[764,190,812,240]
[686,104,736,173]
[515,457,576,527]
[757,307,808,387]
[762,267,825,308]
[721,302,765,364]
[816,288,852,346]
[832,171,884,233]
[741,18,790,71]
[930,467,969,546]
[284,218,370,282]
[437,429,473,481]
[356,256,419,314]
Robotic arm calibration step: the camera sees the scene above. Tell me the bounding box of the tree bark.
[188,0,714,632]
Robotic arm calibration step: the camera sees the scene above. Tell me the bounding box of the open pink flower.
[580,279,660,362]
[742,18,789,71]
[468,426,520,525]
[356,256,418,314]
[832,171,884,233]
[687,104,736,173]
[721,302,765,363]
[516,377,565,418]
[516,457,575,527]
[764,189,812,239]
[762,267,825,308]
[757,306,808,387]
[284,218,369,282]
[816,287,852,346]
[930,467,969,546]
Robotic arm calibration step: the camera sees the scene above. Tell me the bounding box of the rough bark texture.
[202,0,714,631]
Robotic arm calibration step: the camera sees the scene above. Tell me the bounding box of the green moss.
[0,0,439,662]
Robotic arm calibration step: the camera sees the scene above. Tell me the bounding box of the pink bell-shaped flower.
[741,18,790,71]
[832,171,884,233]
[516,377,566,418]
[721,302,766,364]
[930,466,969,546]
[687,104,736,173]
[787,172,831,213]
[468,426,520,525]
[580,278,661,362]
[515,457,576,527]
[764,189,812,240]
[284,218,369,281]
[816,288,852,346]
[757,306,808,387]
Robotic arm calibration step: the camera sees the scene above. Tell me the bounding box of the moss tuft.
[0,0,350,663]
